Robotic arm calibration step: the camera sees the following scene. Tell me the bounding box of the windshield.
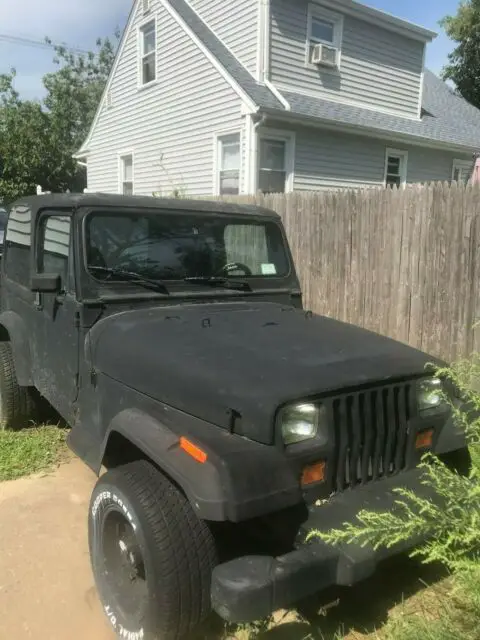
[84,210,289,282]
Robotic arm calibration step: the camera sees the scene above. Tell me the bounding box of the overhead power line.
[0,33,89,55]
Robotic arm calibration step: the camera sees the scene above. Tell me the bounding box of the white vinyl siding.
[285,124,473,191]
[86,0,245,197]
[188,0,258,74]
[270,0,424,118]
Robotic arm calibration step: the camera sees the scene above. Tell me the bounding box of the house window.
[217,133,241,195]
[384,148,408,188]
[307,5,343,67]
[140,20,156,85]
[259,139,286,194]
[452,159,473,184]
[120,154,134,195]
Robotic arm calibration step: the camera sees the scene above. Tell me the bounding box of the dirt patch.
[0,457,113,640]
[0,458,446,640]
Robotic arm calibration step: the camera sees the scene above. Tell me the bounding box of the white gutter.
[264,78,290,111]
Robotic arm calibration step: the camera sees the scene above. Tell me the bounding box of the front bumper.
[211,467,439,622]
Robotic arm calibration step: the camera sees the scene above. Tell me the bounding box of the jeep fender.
[103,409,228,521]
[0,311,33,385]
[101,408,302,523]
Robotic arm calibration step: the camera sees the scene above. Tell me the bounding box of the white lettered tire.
[88,460,217,639]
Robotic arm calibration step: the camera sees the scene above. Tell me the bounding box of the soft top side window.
[37,214,72,291]
[4,204,32,287]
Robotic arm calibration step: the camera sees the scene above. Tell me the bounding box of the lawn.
[0,426,68,481]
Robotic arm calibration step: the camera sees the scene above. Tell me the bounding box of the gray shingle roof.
[274,71,480,151]
[165,0,283,110]
[167,0,480,152]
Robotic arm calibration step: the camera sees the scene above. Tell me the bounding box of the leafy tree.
[0,34,119,204]
[0,71,53,202]
[441,1,480,108]
[42,34,119,192]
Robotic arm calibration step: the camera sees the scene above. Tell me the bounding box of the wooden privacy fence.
[224,182,480,362]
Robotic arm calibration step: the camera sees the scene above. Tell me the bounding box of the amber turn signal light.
[415,428,434,450]
[301,461,326,486]
[180,437,207,464]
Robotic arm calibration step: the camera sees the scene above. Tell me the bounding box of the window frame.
[257,129,295,194]
[118,152,135,195]
[213,130,242,196]
[452,159,473,184]
[384,147,408,189]
[35,210,73,293]
[306,4,344,69]
[138,17,157,88]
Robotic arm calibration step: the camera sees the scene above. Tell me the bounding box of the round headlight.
[280,402,326,445]
[417,377,447,414]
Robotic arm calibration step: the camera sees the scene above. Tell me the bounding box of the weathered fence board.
[220,183,480,362]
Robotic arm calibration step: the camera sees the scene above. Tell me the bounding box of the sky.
[0,0,462,101]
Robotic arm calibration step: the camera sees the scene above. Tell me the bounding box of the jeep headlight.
[280,403,327,445]
[417,377,447,414]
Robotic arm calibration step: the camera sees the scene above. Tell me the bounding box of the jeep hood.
[91,302,437,444]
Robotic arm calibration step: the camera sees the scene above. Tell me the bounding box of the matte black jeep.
[0,194,469,639]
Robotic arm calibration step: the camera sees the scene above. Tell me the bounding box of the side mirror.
[31,273,61,293]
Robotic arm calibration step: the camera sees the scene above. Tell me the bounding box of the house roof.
[271,71,480,152]
[78,0,480,157]
[167,0,480,153]
[164,0,283,110]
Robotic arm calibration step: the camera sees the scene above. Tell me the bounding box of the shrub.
[308,355,480,638]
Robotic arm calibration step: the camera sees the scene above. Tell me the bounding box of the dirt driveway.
[0,457,113,640]
[0,457,446,640]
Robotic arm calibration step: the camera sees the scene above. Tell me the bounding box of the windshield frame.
[78,206,296,301]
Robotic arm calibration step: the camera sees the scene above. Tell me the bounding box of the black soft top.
[11,193,280,219]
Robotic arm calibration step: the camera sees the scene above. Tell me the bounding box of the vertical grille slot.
[333,382,412,493]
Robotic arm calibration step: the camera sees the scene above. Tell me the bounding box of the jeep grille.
[332,382,413,492]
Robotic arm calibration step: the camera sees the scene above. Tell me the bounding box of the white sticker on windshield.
[261,263,277,275]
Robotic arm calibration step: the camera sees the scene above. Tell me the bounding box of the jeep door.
[31,211,80,423]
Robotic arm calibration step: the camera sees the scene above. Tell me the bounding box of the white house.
[75,0,480,196]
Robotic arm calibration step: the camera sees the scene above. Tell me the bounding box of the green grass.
[0,426,68,481]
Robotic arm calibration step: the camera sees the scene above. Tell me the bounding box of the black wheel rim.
[101,509,148,623]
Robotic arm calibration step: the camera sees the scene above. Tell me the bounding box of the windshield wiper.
[184,276,251,292]
[88,266,169,294]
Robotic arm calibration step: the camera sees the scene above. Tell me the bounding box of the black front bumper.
[211,467,438,622]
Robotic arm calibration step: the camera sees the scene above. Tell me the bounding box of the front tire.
[89,460,217,640]
[0,342,35,430]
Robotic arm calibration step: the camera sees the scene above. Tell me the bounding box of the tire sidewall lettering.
[91,487,145,637]
[104,605,144,639]
[91,489,137,531]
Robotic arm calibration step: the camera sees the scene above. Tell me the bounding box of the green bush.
[308,355,480,638]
